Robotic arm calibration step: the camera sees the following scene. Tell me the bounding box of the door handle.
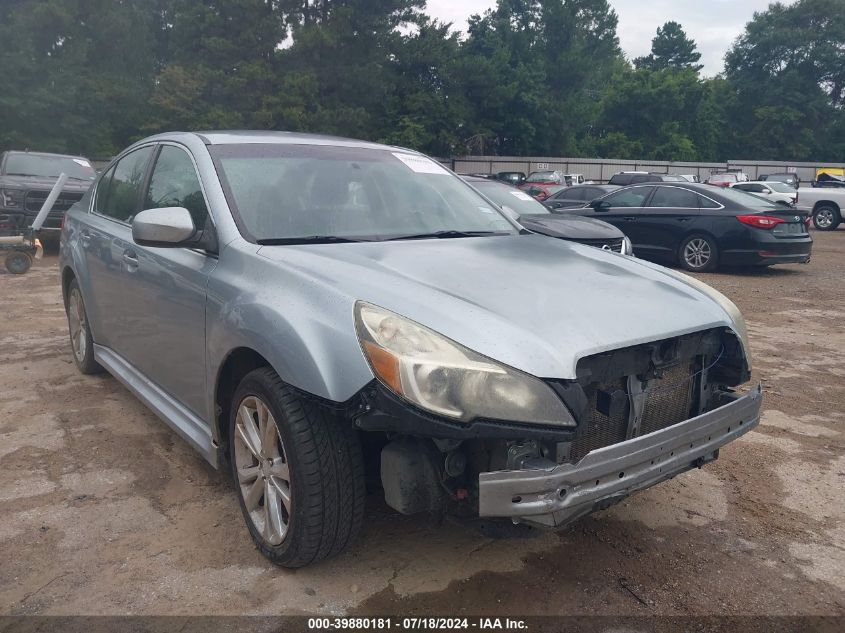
[675,217,692,222]
[122,251,139,268]
[623,217,638,221]
[80,231,91,246]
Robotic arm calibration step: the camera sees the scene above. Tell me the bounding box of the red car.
[519,183,566,201]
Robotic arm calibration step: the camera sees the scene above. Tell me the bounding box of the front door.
[119,144,218,420]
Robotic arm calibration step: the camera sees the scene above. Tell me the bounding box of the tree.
[635,21,703,72]
[724,0,845,160]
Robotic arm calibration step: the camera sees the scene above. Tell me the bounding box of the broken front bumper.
[478,384,762,527]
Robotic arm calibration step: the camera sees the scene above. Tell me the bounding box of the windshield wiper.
[384,230,508,241]
[256,236,368,245]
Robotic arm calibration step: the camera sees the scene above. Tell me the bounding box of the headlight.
[355,302,575,427]
[622,236,634,256]
[0,188,25,209]
[658,269,751,363]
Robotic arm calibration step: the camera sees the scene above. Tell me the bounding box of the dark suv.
[608,172,687,186]
[0,151,96,235]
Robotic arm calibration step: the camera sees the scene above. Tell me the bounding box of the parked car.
[462,176,632,255]
[813,173,845,189]
[520,183,566,202]
[544,184,619,210]
[559,182,812,271]
[562,173,588,186]
[495,171,526,186]
[608,172,686,186]
[0,151,96,236]
[759,173,799,189]
[679,174,700,183]
[794,185,845,230]
[523,170,567,185]
[730,181,798,206]
[61,131,761,567]
[706,173,739,187]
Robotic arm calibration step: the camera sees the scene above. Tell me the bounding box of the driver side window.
[144,145,209,230]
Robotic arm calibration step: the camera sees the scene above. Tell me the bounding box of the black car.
[544,184,619,210]
[607,172,687,186]
[558,182,811,271]
[496,171,526,186]
[462,176,633,254]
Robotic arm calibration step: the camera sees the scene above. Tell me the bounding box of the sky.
[424,0,791,76]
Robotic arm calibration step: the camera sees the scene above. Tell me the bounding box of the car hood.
[0,174,94,192]
[257,234,744,380]
[518,214,623,240]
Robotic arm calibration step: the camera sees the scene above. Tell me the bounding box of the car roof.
[3,150,89,160]
[139,130,414,153]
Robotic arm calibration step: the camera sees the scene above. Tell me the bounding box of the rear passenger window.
[566,188,588,201]
[698,195,721,209]
[144,146,209,229]
[99,147,154,222]
[649,187,701,208]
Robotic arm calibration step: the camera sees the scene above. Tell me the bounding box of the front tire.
[65,279,103,374]
[229,368,365,568]
[679,234,719,272]
[812,205,841,231]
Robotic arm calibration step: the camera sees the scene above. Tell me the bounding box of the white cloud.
[424,0,794,76]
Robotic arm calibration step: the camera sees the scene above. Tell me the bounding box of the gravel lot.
[0,232,843,617]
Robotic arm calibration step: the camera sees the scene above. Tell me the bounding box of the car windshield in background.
[768,182,795,193]
[526,171,558,182]
[211,144,516,243]
[472,181,549,216]
[714,186,782,210]
[4,154,96,181]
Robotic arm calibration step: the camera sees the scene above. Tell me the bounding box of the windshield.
[4,153,96,181]
[472,181,549,216]
[714,186,781,210]
[767,181,795,193]
[526,171,559,183]
[211,144,517,242]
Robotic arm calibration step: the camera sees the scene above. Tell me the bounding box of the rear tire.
[65,279,103,374]
[812,205,841,231]
[5,252,32,274]
[229,368,365,568]
[678,234,719,272]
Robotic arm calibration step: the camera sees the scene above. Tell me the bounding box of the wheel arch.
[812,200,841,214]
[213,346,274,457]
[61,265,77,309]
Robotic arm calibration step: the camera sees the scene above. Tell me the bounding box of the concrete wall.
[451,156,845,184]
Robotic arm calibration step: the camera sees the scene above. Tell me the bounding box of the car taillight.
[736,214,785,229]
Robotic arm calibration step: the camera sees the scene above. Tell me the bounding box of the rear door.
[80,145,155,354]
[118,143,218,418]
[637,185,704,261]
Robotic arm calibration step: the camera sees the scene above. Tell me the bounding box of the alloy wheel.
[234,395,292,546]
[68,288,88,362]
[683,238,712,269]
[815,209,834,229]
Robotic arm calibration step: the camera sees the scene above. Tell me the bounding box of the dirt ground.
[0,232,843,618]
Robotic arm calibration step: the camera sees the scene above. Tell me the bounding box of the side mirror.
[132,207,196,247]
[589,199,611,211]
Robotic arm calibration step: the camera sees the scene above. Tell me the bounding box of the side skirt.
[93,344,218,468]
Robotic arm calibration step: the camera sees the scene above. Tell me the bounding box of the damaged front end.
[352,326,761,528]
